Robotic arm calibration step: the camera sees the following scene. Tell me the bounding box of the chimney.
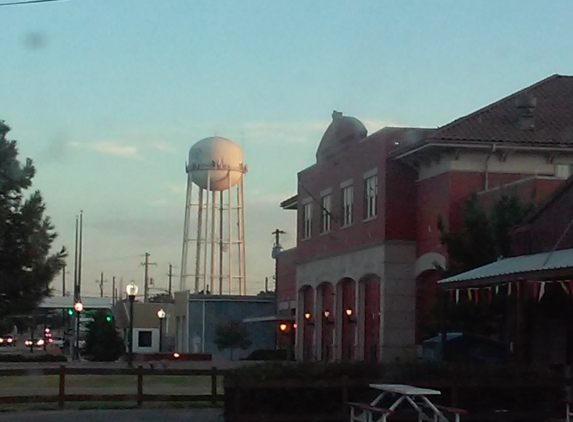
[516,95,537,130]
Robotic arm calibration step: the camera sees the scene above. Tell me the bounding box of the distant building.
[277,74,573,362]
[113,302,175,354]
[173,291,275,359]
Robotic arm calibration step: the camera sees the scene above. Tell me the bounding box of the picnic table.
[348,383,467,422]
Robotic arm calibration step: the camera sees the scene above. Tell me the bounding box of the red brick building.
[277,74,573,362]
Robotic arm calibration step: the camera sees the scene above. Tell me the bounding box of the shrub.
[245,349,287,361]
[0,354,67,362]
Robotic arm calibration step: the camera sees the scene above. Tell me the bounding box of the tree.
[432,192,535,337]
[437,192,535,277]
[214,320,252,360]
[0,121,66,321]
[85,311,125,361]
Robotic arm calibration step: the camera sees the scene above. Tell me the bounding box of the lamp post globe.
[73,301,83,361]
[126,282,138,298]
[157,308,166,353]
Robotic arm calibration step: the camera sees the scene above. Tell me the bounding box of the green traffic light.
[106,315,112,322]
[67,309,73,316]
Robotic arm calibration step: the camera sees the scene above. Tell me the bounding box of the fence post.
[211,366,218,406]
[137,365,143,407]
[58,365,66,409]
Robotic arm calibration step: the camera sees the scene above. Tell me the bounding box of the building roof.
[280,194,297,210]
[438,248,573,288]
[392,74,573,159]
[513,172,573,228]
[39,296,112,310]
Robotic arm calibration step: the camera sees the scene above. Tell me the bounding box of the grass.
[0,375,224,392]
[0,401,221,413]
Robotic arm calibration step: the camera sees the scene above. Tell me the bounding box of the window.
[302,202,312,238]
[364,175,378,219]
[341,185,353,226]
[321,194,331,233]
[138,330,152,348]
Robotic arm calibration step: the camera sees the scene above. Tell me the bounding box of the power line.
[0,0,64,6]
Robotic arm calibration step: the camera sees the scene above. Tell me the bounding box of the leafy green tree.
[214,320,252,360]
[433,192,535,338]
[0,121,66,321]
[85,311,125,361]
[438,192,535,277]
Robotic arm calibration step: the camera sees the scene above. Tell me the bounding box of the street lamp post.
[73,301,83,361]
[126,282,138,368]
[157,308,166,353]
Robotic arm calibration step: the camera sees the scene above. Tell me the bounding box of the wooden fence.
[0,365,226,407]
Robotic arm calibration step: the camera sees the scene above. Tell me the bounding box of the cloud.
[241,121,326,145]
[248,189,294,205]
[168,183,187,195]
[240,119,402,146]
[361,119,404,134]
[152,142,176,153]
[70,140,143,160]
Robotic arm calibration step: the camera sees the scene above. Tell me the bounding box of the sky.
[1,0,573,298]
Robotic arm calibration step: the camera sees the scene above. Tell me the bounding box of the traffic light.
[106,315,112,323]
[67,309,74,316]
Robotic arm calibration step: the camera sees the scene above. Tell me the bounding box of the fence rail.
[0,365,226,408]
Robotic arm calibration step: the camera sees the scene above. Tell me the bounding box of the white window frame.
[364,174,378,220]
[321,194,332,233]
[302,201,312,239]
[341,185,353,227]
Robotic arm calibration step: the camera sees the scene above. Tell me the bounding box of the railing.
[0,365,225,408]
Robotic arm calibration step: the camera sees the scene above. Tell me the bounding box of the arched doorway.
[338,277,356,361]
[317,282,334,361]
[360,273,381,362]
[415,269,440,343]
[300,285,315,360]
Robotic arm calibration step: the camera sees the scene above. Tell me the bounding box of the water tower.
[179,137,248,295]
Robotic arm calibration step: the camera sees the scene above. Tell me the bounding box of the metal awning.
[242,315,294,323]
[438,248,573,289]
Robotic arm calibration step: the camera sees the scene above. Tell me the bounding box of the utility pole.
[95,272,107,298]
[141,253,157,302]
[167,264,175,297]
[62,265,66,297]
[112,276,116,305]
[271,229,285,353]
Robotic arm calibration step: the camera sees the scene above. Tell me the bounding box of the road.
[0,358,257,370]
[0,408,223,422]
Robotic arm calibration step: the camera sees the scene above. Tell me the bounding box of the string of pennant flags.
[445,280,573,305]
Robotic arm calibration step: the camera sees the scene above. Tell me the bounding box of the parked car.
[3,335,15,347]
[24,339,45,349]
[0,335,15,347]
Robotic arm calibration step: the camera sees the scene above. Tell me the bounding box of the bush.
[85,311,125,361]
[0,354,67,362]
[245,349,287,361]
[227,360,562,385]
[225,361,563,418]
